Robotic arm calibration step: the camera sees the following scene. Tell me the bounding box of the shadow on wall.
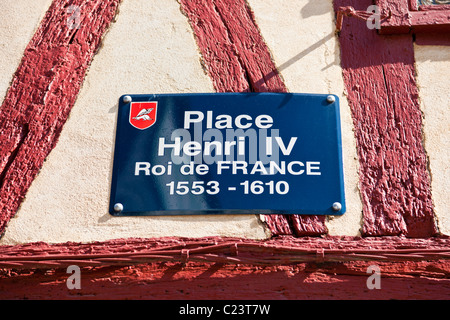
[300,0,331,19]
[252,0,341,88]
[253,32,338,90]
[277,32,337,73]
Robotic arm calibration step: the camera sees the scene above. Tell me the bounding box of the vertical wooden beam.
[334,0,437,237]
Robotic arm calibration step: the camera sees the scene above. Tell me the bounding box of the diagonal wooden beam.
[179,0,327,236]
[0,0,122,234]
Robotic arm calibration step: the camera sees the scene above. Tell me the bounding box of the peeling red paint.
[0,0,446,301]
[179,0,327,237]
[377,0,450,34]
[1,261,449,300]
[179,0,286,93]
[0,0,122,234]
[334,0,437,237]
[0,236,449,300]
[1,235,449,267]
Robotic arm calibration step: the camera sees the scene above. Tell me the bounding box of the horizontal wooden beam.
[1,236,449,299]
[1,235,449,269]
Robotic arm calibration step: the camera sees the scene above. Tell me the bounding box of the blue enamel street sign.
[109,93,346,216]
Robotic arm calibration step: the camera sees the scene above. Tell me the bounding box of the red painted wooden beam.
[0,0,446,301]
[0,0,122,234]
[1,260,449,300]
[179,0,327,237]
[334,0,437,237]
[1,236,449,300]
[1,235,449,269]
[376,0,450,34]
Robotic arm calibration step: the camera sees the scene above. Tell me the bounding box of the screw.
[326,95,336,104]
[113,203,124,213]
[332,202,342,212]
[123,95,132,103]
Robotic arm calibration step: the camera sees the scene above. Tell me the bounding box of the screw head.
[326,95,336,103]
[332,202,342,212]
[113,203,124,212]
[122,95,132,104]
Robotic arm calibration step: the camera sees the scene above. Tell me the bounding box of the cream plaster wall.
[0,0,53,103]
[1,0,365,244]
[1,1,446,244]
[414,44,450,236]
[248,0,363,236]
[0,0,269,244]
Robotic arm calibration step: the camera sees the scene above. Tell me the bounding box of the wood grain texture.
[179,0,327,236]
[377,0,450,34]
[410,10,450,33]
[377,0,411,31]
[0,0,121,234]
[334,0,437,237]
[1,235,448,267]
[1,261,449,300]
[0,236,449,300]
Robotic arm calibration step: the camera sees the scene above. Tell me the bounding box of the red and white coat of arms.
[129,102,158,130]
